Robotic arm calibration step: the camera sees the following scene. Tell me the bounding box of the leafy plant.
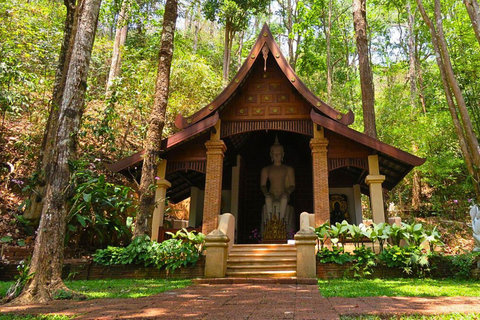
[94,231,205,272]
[424,227,444,252]
[350,246,377,278]
[313,221,330,249]
[4,258,35,301]
[347,223,366,248]
[449,251,480,279]
[328,221,349,248]
[379,245,429,277]
[67,159,135,247]
[402,222,426,247]
[317,246,353,265]
[389,223,405,246]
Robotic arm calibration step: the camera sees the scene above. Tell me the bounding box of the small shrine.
[108,24,425,244]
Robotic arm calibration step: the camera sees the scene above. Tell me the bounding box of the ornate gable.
[174,24,354,129]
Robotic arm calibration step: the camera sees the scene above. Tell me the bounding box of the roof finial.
[262,44,269,72]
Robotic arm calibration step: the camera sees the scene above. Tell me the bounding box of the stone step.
[232,244,296,251]
[227,262,297,270]
[225,270,297,278]
[193,277,317,285]
[227,265,296,273]
[230,248,297,254]
[227,257,297,264]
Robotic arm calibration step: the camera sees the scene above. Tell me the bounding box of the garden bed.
[0,257,205,281]
[316,259,461,279]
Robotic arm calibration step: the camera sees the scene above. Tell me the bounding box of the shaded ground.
[2,283,480,319]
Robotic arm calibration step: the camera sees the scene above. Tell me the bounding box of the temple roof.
[174,23,354,130]
[108,24,425,198]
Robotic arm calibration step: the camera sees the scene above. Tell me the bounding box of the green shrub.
[379,245,429,277]
[317,246,353,265]
[449,251,480,279]
[93,230,205,272]
[350,246,377,278]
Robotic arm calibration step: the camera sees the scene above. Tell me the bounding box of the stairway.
[226,244,297,278]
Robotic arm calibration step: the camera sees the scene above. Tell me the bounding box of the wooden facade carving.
[220,53,311,122]
[166,161,206,175]
[221,120,313,138]
[328,158,368,172]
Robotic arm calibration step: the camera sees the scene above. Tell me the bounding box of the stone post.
[204,229,230,278]
[365,155,386,223]
[151,160,171,242]
[202,120,226,235]
[295,228,317,278]
[310,127,329,227]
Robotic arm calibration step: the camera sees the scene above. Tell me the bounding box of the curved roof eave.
[310,110,426,167]
[175,23,354,130]
[107,112,219,173]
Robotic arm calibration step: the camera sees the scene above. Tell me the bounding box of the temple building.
[108,24,425,245]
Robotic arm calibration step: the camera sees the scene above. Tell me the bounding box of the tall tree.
[406,0,422,211]
[464,0,480,46]
[277,0,301,70]
[24,0,78,222]
[202,0,270,83]
[12,0,102,304]
[135,0,178,237]
[353,0,377,139]
[416,0,480,201]
[105,0,130,97]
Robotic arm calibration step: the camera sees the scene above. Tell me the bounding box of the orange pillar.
[310,127,329,227]
[202,122,226,235]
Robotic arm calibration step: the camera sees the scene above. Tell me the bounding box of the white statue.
[260,137,295,233]
[470,205,480,252]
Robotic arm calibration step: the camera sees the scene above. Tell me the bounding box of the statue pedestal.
[261,203,295,241]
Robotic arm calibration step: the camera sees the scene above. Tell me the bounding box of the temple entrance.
[221,130,313,244]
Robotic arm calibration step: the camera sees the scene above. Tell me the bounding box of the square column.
[365,155,386,223]
[310,129,329,227]
[151,160,171,241]
[202,139,227,235]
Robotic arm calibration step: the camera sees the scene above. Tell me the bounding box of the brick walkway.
[2,283,480,319]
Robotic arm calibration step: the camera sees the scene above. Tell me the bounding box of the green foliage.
[449,251,480,280]
[379,245,429,277]
[402,222,426,247]
[312,221,330,249]
[327,220,349,247]
[94,231,205,272]
[67,160,135,247]
[4,258,34,301]
[317,246,353,265]
[350,246,377,278]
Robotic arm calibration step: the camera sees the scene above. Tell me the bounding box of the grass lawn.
[0,278,191,300]
[319,278,480,297]
[341,314,480,319]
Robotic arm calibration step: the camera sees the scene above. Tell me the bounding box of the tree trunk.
[24,0,78,222]
[416,0,480,201]
[12,0,101,305]
[222,21,233,83]
[353,0,377,139]
[464,0,480,46]
[105,0,129,97]
[135,0,178,238]
[237,30,244,69]
[326,0,333,104]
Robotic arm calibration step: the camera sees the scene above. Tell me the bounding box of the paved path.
[2,283,480,319]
